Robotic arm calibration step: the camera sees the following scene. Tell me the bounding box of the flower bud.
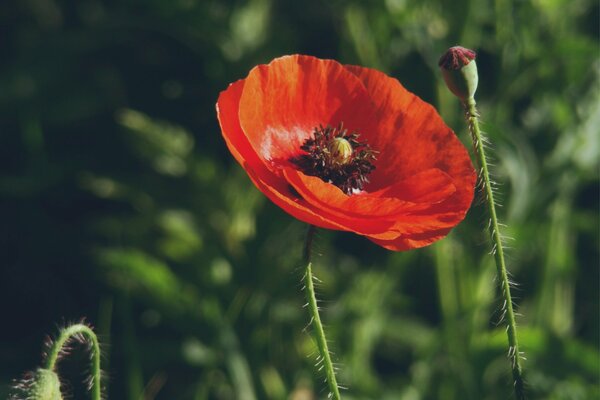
[13,369,63,400]
[328,137,353,165]
[439,46,478,102]
[32,369,63,400]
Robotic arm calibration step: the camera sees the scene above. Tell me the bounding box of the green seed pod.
[439,46,478,102]
[328,137,353,165]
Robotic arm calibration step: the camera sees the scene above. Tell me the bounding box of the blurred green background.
[1,0,598,399]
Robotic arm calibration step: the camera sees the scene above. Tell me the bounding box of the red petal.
[345,64,476,223]
[238,55,378,165]
[245,164,398,234]
[218,76,395,234]
[244,163,341,230]
[217,77,342,230]
[366,168,457,206]
[217,79,260,168]
[344,65,475,192]
[217,57,476,252]
[283,167,456,219]
[368,228,454,251]
[283,167,467,240]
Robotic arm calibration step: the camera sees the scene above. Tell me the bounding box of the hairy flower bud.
[32,369,62,400]
[439,46,478,102]
[12,369,63,400]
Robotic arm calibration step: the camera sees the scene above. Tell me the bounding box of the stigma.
[290,124,377,195]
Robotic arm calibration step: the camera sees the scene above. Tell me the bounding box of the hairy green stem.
[46,324,102,400]
[304,225,341,400]
[465,98,524,399]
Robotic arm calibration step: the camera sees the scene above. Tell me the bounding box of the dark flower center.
[290,124,377,195]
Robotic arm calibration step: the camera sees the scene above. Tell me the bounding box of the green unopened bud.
[13,369,63,400]
[439,46,478,102]
[328,137,353,165]
[32,369,62,400]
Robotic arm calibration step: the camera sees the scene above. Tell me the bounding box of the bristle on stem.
[465,98,525,399]
[45,323,103,400]
[303,225,342,400]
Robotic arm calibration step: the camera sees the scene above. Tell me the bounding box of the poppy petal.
[368,228,454,251]
[243,162,341,230]
[283,167,456,219]
[283,167,467,240]
[217,55,477,251]
[245,163,397,234]
[217,78,354,230]
[217,79,261,169]
[238,55,379,165]
[217,75,395,235]
[344,64,475,217]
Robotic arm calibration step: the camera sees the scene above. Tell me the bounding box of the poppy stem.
[464,98,525,399]
[46,323,102,400]
[303,225,342,400]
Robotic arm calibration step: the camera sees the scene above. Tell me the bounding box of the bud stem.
[46,324,102,400]
[464,98,525,399]
[303,225,342,400]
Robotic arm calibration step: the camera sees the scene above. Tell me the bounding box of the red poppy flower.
[216,55,476,251]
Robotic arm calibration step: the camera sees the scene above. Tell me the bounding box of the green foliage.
[1,0,598,399]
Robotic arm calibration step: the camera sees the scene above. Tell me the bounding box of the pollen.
[290,123,377,195]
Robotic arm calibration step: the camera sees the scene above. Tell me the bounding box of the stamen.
[290,123,377,195]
